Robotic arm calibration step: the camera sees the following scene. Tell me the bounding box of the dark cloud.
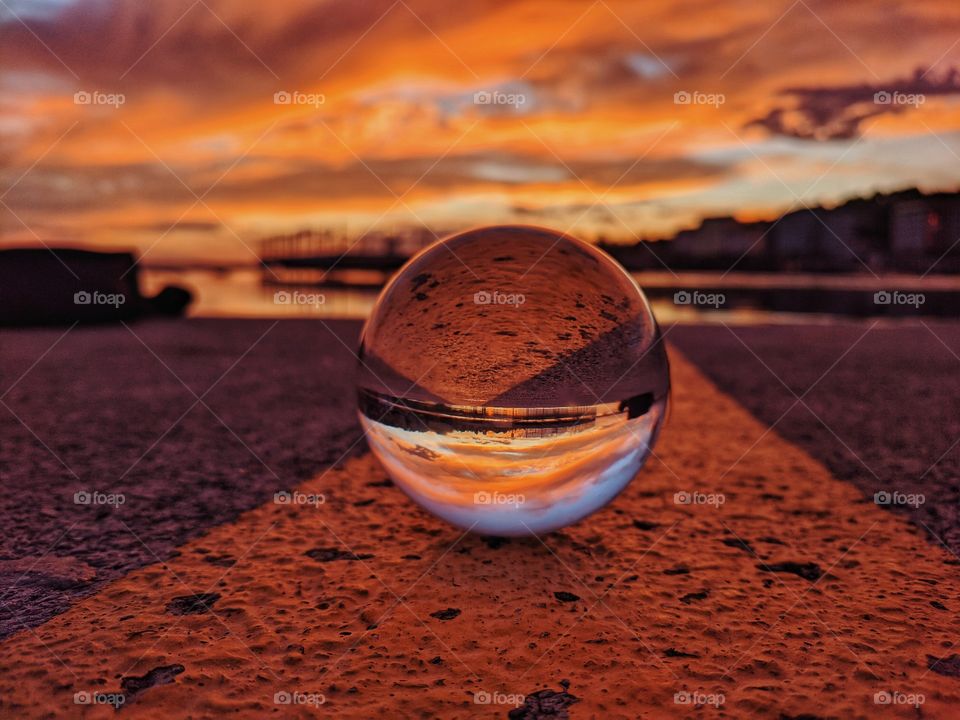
[130,220,221,233]
[0,0,475,99]
[3,150,727,214]
[747,67,960,140]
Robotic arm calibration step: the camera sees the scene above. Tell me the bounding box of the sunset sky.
[2,0,960,265]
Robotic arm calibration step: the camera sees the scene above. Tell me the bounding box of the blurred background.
[1,0,959,323]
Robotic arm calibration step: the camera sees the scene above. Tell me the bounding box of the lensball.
[357,225,669,535]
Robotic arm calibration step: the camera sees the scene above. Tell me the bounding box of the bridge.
[259,231,433,273]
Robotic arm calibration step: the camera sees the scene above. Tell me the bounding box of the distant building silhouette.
[600,187,960,273]
[0,249,192,326]
[258,188,960,276]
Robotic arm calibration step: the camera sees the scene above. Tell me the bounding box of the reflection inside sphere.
[357,225,670,535]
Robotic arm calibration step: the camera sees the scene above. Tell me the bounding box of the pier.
[259,230,434,276]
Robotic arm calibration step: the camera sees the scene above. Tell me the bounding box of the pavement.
[1,319,959,718]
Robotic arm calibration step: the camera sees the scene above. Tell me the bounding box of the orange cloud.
[1,0,959,262]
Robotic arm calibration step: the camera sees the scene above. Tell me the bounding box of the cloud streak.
[747,67,960,140]
[1,0,959,261]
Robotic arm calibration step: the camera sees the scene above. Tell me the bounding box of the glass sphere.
[357,225,669,535]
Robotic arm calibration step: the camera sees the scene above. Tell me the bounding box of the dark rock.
[410,273,432,291]
[120,664,185,703]
[305,548,373,562]
[632,520,660,531]
[757,561,823,581]
[553,591,580,603]
[928,653,960,677]
[722,537,755,554]
[202,555,235,568]
[680,590,709,604]
[146,285,192,317]
[430,608,461,621]
[664,648,700,658]
[663,566,690,575]
[482,536,509,549]
[165,593,220,615]
[509,688,580,719]
[619,393,654,419]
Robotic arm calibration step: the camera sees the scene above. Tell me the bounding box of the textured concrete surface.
[669,321,960,556]
[0,319,363,638]
[2,319,960,719]
[1,350,959,718]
